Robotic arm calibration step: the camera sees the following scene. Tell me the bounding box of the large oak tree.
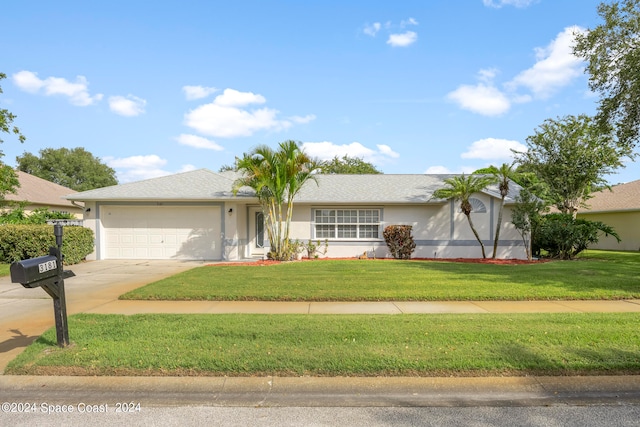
[16,147,117,191]
[574,0,640,158]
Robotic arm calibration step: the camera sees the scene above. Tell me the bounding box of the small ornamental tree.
[383,225,416,260]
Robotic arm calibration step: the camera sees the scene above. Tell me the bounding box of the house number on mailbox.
[38,260,57,274]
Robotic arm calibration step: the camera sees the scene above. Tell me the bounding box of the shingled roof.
[66,168,522,204]
[579,179,640,214]
[4,171,80,210]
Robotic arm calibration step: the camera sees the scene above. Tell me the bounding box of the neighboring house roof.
[579,179,640,214]
[4,171,81,210]
[66,168,522,204]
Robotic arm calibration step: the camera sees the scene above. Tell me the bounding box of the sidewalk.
[85,299,640,315]
[1,260,640,407]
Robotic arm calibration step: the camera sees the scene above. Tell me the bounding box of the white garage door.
[102,206,222,260]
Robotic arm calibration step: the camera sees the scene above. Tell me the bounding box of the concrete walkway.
[87,298,640,315]
[1,259,639,407]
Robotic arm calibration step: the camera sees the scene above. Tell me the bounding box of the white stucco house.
[65,169,528,261]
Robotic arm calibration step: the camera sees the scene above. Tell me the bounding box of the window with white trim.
[313,209,381,239]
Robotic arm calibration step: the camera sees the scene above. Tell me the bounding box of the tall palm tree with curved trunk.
[233,140,322,260]
[485,163,521,259]
[432,174,495,258]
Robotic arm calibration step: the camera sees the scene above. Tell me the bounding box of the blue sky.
[2,0,636,184]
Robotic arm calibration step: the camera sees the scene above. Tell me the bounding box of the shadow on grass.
[400,258,640,295]
[495,343,640,375]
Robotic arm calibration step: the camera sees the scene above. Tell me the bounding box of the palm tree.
[233,141,321,260]
[485,163,520,259]
[432,174,495,258]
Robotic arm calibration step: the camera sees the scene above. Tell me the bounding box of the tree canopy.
[0,72,23,199]
[16,147,118,191]
[574,0,640,158]
[321,155,382,174]
[515,114,623,216]
[0,73,25,145]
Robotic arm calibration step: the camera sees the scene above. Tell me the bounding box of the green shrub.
[0,206,76,224]
[533,213,620,259]
[383,225,416,259]
[0,224,94,265]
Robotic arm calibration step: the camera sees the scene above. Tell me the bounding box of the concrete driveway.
[0,259,203,372]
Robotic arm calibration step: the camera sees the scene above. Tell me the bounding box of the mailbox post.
[10,224,75,347]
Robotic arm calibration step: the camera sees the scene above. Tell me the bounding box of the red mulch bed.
[209,257,546,267]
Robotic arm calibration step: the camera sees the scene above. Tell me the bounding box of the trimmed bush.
[0,224,94,265]
[383,225,416,259]
[533,213,620,259]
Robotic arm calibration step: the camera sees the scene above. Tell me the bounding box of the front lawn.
[7,312,640,377]
[121,250,640,301]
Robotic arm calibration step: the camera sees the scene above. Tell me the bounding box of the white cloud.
[478,68,499,83]
[377,144,400,158]
[179,164,198,173]
[108,95,147,117]
[425,165,477,174]
[213,88,266,107]
[365,19,418,47]
[507,26,585,99]
[105,154,166,169]
[289,114,316,124]
[447,83,511,116]
[401,18,419,27]
[425,165,453,174]
[483,0,537,8]
[447,27,586,116]
[363,22,381,37]
[387,31,418,47]
[12,70,44,93]
[461,138,527,160]
[104,154,195,183]
[183,85,218,100]
[12,70,103,106]
[184,88,313,138]
[185,103,282,137]
[301,141,399,165]
[175,133,224,151]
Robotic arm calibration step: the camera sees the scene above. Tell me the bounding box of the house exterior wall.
[577,211,640,251]
[81,201,99,260]
[82,194,528,261]
[279,198,527,260]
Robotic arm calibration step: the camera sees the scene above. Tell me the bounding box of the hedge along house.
[65,168,527,261]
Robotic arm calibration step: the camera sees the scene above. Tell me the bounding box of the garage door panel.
[102,206,222,260]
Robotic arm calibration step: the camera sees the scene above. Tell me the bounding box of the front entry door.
[249,207,267,257]
[256,211,265,249]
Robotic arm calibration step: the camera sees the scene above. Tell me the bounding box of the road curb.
[1,375,639,407]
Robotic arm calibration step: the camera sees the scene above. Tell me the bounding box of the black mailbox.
[8,225,75,348]
[10,255,60,288]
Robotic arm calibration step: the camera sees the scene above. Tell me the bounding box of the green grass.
[0,264,10,277]
[7,313,640,377]
[121,250,640,301]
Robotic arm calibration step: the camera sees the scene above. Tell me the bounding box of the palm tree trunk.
[492,197,505,259]
[465,213,486,258]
